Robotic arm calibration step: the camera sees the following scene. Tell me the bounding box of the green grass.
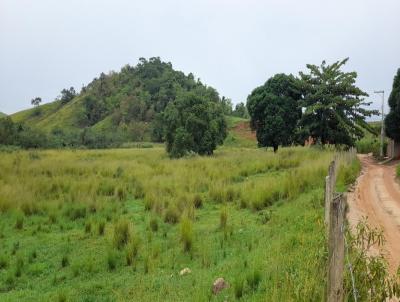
[0,146,358,301]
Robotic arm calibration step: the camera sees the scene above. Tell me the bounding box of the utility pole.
[374,90,385,158]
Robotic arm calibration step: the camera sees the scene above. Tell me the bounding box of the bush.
[113,219,131,249]
[180,216,193,252]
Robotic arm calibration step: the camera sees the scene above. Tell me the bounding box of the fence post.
[324,160,336,227]
[327,193,346,302]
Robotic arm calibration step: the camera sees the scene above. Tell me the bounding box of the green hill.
[10,57,224,147]
[0,112,6,118]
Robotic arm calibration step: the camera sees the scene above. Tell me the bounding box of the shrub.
[113,219,131,249]
[180,216,193,252]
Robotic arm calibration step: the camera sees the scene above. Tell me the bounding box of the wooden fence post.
[327,193,346,302]
[325,160,336,227]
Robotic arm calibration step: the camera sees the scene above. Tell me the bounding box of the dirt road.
[348,154,400,273]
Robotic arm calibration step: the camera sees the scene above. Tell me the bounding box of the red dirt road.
[347,154,400,273]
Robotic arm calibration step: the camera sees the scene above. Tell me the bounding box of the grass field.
[0,146,358,301]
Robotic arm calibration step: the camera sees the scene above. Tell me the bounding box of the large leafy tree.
[247,74,301,152]
[298,58,377,146]
[162,90,227,158]
[385,69,400,141]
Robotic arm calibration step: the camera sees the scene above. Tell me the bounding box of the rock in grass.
[212,277,229,294]
[179,267,191,276]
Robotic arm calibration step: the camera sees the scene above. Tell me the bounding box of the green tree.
[232,102,249,118]
[163,90,227,158]
[298,58,377,146]
[247,74,301,152]
[221,96,233,115]
[385,69,400,141]
[31,97,42,107]
[59,87,76,105]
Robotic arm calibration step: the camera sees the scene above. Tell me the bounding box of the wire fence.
[325,148,358,302]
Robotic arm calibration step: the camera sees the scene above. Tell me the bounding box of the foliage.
[30,97,42,107]
[298,58,378,146]
[247,73,301,152]
[163,89,227,157]
[232,102,249,118]
[0,147,362,301]
[59,87,77,105]
[385,68,400,141]
[345,218,400,301]
[11,57,225,148]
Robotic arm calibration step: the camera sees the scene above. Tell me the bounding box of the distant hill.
[11,57,223,147]
[0,112,6,118]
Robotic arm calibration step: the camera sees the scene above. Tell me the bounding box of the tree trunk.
[273,145,278,153]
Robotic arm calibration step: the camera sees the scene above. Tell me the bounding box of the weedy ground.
[0,146,358,301]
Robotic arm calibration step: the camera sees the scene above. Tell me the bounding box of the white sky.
[1,0,399,117]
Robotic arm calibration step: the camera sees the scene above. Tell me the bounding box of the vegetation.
[246,59,376,151]
[0,146,359,301]
[345,218,400,301]
[385,68,400,141]
[247,74,301,152]
[7,57,229,149]
[298,58,378,146]
[163,90,227,157]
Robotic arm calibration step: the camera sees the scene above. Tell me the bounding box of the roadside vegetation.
[0,146,358,301]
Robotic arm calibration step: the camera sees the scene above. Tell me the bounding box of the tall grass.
[0,146,361,301]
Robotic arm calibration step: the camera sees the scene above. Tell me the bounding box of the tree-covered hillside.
[10,57,225,148]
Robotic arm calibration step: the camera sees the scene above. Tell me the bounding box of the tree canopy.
[298,58,377,146]
[247,74,301,152]
[385,68,400,141]
[162,89,227,158]
[31,97,42,107]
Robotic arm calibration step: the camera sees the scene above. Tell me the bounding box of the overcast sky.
[1,0,399,117]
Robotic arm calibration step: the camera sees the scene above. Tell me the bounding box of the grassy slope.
[0,112,6,117]
[0,147,359,301]
[224,116,256,148]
